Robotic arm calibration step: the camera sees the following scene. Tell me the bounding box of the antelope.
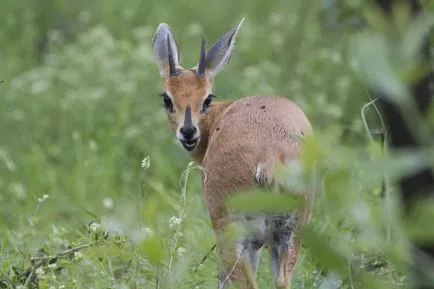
[151,18,313,289]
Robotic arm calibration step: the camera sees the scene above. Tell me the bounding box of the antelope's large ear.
[152,23,180,78]
[204,18,245,77]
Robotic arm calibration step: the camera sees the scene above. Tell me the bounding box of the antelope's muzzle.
[178,105,199,151]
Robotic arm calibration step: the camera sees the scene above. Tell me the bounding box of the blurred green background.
[0,0,433,288]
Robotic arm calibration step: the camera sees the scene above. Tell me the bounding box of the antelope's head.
[152,19,244,152]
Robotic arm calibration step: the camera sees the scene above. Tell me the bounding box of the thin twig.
[134,251,139,289]
[360,96,381,144]
[167,164,192,273]
[168,163,206,274]
[192,244,217,272]
[155,267,160,289]
[361,92,393,245]
[24,238,124,288]
[23,266,37,288]
[219,247,246,289]
[347,259,355,289]
[30,240,102,263]
[24,241,102,288]
[24,241,101,288]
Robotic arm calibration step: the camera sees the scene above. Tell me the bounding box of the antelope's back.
[202,95,312,197]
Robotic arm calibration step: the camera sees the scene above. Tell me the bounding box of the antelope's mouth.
[180,138,199,152]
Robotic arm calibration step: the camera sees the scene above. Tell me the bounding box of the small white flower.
[141,226,154,237]
[89,222,101,233]
[174,231,184,239]
[59,285,66,289]
[38,194,49,202]
[169,216,182,229]
[74,251,84,261]
[131,226,154,243]
[141,156,151,169]
[35,267,45,276]
[103,197,114,209]
[177,247,186,255]
[48,263,57,269]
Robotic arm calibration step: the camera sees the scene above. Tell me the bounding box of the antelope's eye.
[201,94,216,113]
[160,92,174,113]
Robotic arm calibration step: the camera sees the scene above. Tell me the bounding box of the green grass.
[1,0,433,288]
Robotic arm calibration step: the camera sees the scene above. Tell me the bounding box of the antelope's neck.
[191,100,234,164]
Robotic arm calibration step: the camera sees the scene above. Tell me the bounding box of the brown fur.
[201,96,312,289]
[153,22,313,289]
[163,72,313,289]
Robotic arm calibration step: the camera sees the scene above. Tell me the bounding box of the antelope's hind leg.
[245,236,266,275]
[266,214,300,289]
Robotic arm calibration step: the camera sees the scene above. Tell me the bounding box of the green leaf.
[138,235,163,266]
[323,169,350,199]
[357,148,431,189]
[142,196,158,224]
[349,31,408,104]
[300,225,394,289]
[400,13,433,68]
[301,134,322,170]
[392,1,412,33]
[300,225,348,273]
[362,3,390,34]
[404,199,434,243]
[226,188,306,214]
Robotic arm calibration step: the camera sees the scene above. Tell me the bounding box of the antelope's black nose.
[180,126,197,140]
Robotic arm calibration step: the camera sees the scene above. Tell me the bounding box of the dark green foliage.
[0,0,433,288]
